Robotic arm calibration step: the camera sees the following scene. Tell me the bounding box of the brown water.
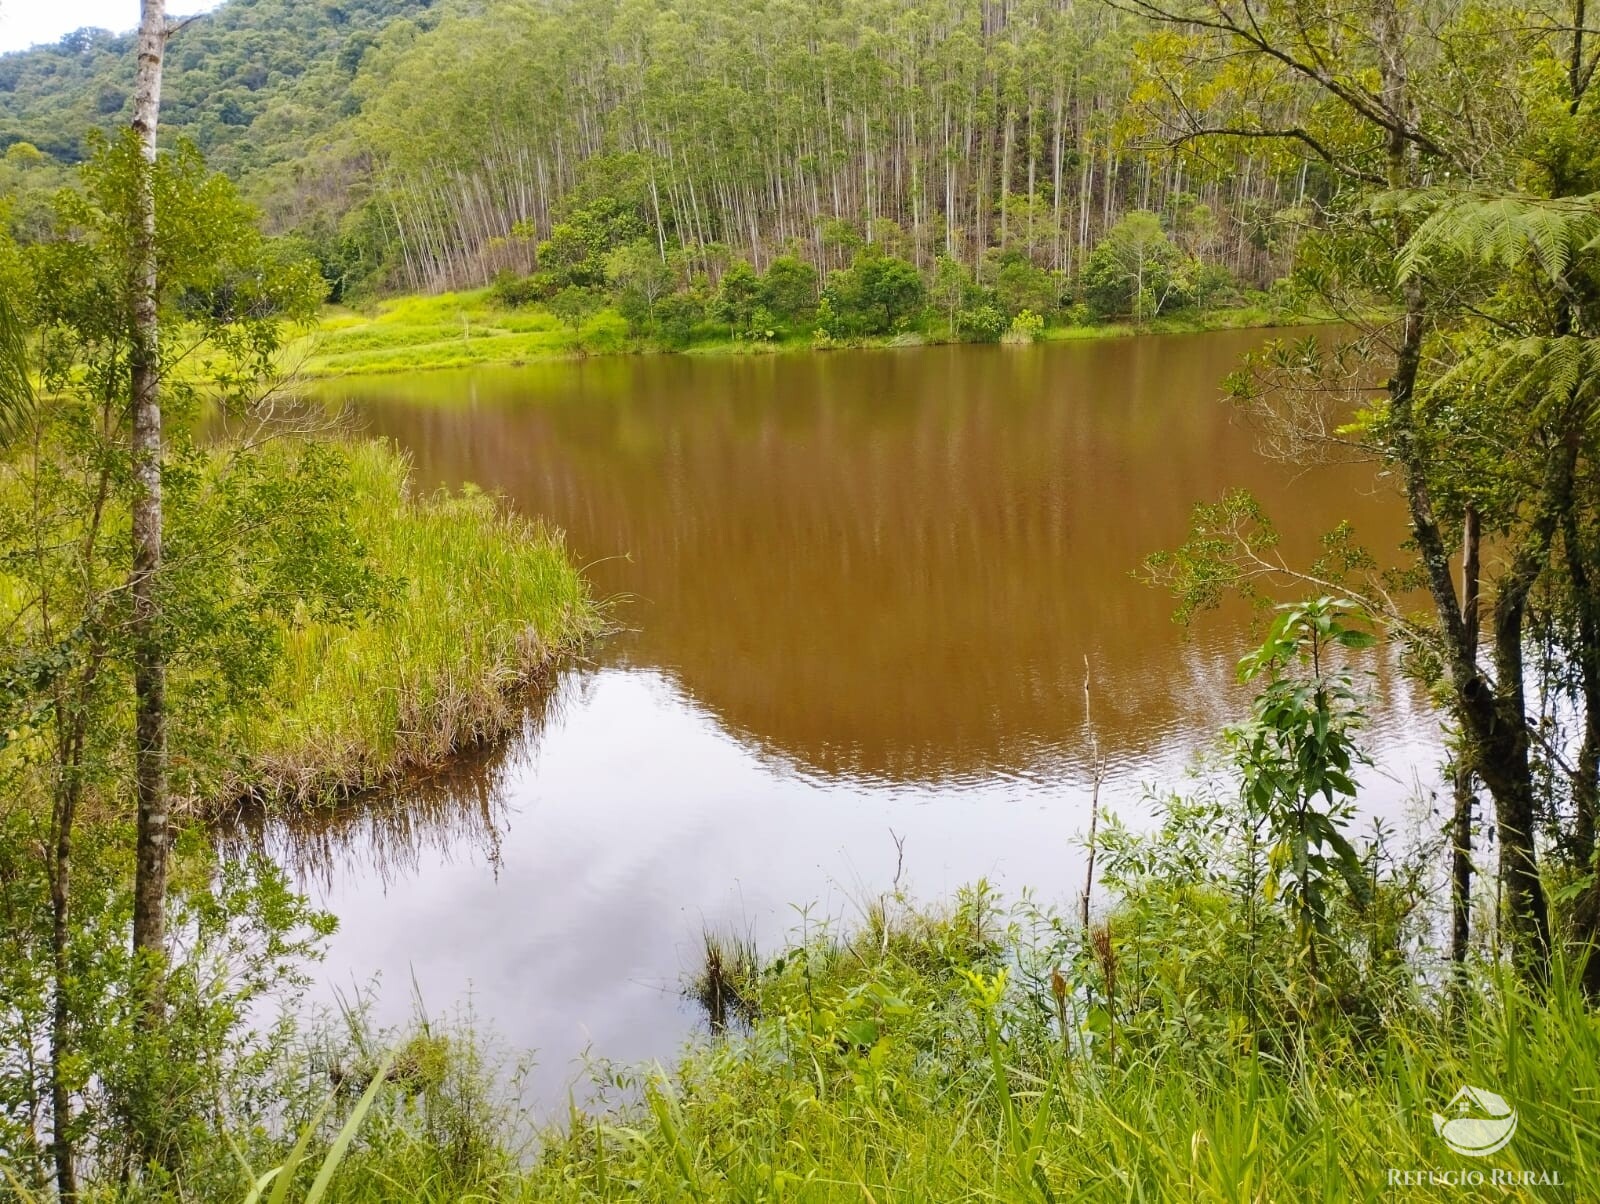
[249,330,1443,1111]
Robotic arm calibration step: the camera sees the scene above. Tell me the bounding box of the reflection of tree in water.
[319,335,1422,788]
[215,673,584,890]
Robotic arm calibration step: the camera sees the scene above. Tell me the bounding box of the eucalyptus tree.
[348,0,1302,292]
[129,0,170,1012]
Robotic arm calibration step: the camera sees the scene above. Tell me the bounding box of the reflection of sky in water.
[234,331,1451,1115]
[248,661,1441,1118]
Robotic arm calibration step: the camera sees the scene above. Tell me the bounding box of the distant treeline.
[0,0,1319,300]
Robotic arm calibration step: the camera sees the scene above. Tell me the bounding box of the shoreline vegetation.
[294,288,1317,380]
[296,892,1598,1202]
[218,439,602,815]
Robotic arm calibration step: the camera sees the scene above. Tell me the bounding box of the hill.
[0,0,436,172]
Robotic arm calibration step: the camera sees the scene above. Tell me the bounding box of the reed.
[230,440,601,809]
[260,876,1599,1202]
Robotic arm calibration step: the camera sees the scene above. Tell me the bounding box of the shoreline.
[294,291,1338,380]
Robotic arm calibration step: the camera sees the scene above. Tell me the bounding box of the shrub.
[818,250,925,339]
[489,269,545,308]
[1004,309,1045,343]
[760,255,818,323]
[652,292,705,348]
[957,304,1007,342]
[993,252,1060,318]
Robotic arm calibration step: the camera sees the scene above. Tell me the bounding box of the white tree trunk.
[129,0,169,978]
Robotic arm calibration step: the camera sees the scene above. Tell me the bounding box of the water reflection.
[245,330,1446,1111]
[320,332,1412,786]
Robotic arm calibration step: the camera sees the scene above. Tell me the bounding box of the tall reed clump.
[234,439,600,807]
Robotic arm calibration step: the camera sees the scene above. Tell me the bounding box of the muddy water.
[255,331,1443,1111]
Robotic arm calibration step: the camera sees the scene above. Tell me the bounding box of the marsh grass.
[229,440,601,809]
[245,886,1600,1203]
[688,929,763,1034]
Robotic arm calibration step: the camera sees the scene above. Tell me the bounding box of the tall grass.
[263,895,1600,1202]
[232,440,601,807]
[259,846,1599,1202]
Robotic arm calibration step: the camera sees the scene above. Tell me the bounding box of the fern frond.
[1432,334,1600,420]
[1377,189,1600,283]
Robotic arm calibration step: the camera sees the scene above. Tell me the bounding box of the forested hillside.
[0,0,435,170]
[1,0,1311,304]
[349,0,1308,292]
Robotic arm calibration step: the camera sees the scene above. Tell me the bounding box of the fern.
[1431,334,1600,418]
[1375,188,1600,284]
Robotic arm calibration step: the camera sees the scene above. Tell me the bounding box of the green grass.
[293,290,610,378]
[296,291,1326,379]
[273,889,1600,1203]
[228,440,601,807]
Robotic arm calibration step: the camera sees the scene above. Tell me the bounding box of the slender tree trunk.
[1450,505,1479,985]
[49,776,79,1203]
[48,706,94,1203]
[129,0,169,990]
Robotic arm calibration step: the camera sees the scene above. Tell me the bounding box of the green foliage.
[0,0,435,168]
[548,285,600,332]
[0,809,333,1194]
[651,291,705,349]
[1080,210,1196,322]
[1141,488,1281,622]
[712,260,762,336]
[957,304,1007,342]
[758,255,818,323]
[201,440,599,804]
[1230,600,1376,969]
[991,250,1060,317]
[1004,308,1045,343]
[0,289,32,447]
[489,269,545,308]
[817,250,925,339]
[1382,189,1600,286]
[929,253,972,331]
[224,885,1600,1202]
[605,239,675,325]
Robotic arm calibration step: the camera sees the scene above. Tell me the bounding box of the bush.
[1003,309,1045,343]
[652,292,705,348]
[760,255,818,323]
[818,250,925,339]
[957,304,1007,342]
[489,269,545,308]
[993,252,1060,318]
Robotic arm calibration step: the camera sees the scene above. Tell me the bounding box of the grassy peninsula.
[225,439,601,810]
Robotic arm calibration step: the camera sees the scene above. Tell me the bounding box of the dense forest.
[1,0,1309,308]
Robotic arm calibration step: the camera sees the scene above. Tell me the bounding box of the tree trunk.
[1450,505,1479,984]
[49,761,81,1204]
[129,0,169,990]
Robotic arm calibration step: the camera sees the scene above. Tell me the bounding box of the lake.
[246,329,1444,1112]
